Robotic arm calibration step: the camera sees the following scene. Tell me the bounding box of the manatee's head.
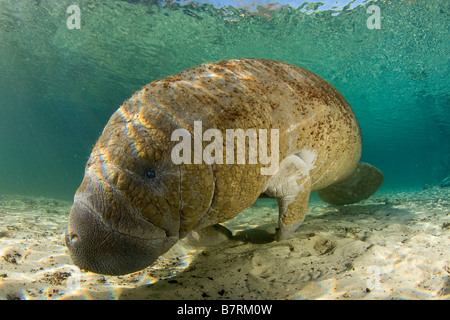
[66,101,214,275]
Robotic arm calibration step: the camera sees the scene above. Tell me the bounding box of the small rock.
[2,248,26,264]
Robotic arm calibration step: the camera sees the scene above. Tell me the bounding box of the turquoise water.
[0,0,448,201]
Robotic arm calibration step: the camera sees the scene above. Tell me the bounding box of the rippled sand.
[0,188,449,300]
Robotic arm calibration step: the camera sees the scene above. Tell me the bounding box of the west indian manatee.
[65,58,384,275]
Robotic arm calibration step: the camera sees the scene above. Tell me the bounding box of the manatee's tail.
[317,162,384,205]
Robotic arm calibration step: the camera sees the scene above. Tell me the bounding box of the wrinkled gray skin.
[67,199,178,275]
[66,58,383,275]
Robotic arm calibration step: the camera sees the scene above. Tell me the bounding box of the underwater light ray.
[129,89,161,131]
[91,144,113,187]
[171,79,231,124]
[116,105,140,154]
[145,93,193,132]
[204,62,255,83]
[197,63,258,102]
[116,103,161,156]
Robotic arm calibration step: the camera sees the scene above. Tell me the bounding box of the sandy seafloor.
[0,188,449,300]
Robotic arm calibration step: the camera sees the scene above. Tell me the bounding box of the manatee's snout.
[66,200,173,275]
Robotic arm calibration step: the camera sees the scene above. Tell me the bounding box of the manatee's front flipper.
[185,224,233,246]
[317,162,384,205]
[263,155,312,241]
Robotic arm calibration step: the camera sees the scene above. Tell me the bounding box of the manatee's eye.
[146,170,156,179]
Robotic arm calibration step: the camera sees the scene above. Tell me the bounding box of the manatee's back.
[136,58,361,226]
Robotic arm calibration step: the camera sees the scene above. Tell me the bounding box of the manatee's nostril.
[67,233,79,246]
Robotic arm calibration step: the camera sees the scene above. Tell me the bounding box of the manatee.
[66,58,383,275]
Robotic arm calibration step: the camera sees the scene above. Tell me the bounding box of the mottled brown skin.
[66,58,382,275]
